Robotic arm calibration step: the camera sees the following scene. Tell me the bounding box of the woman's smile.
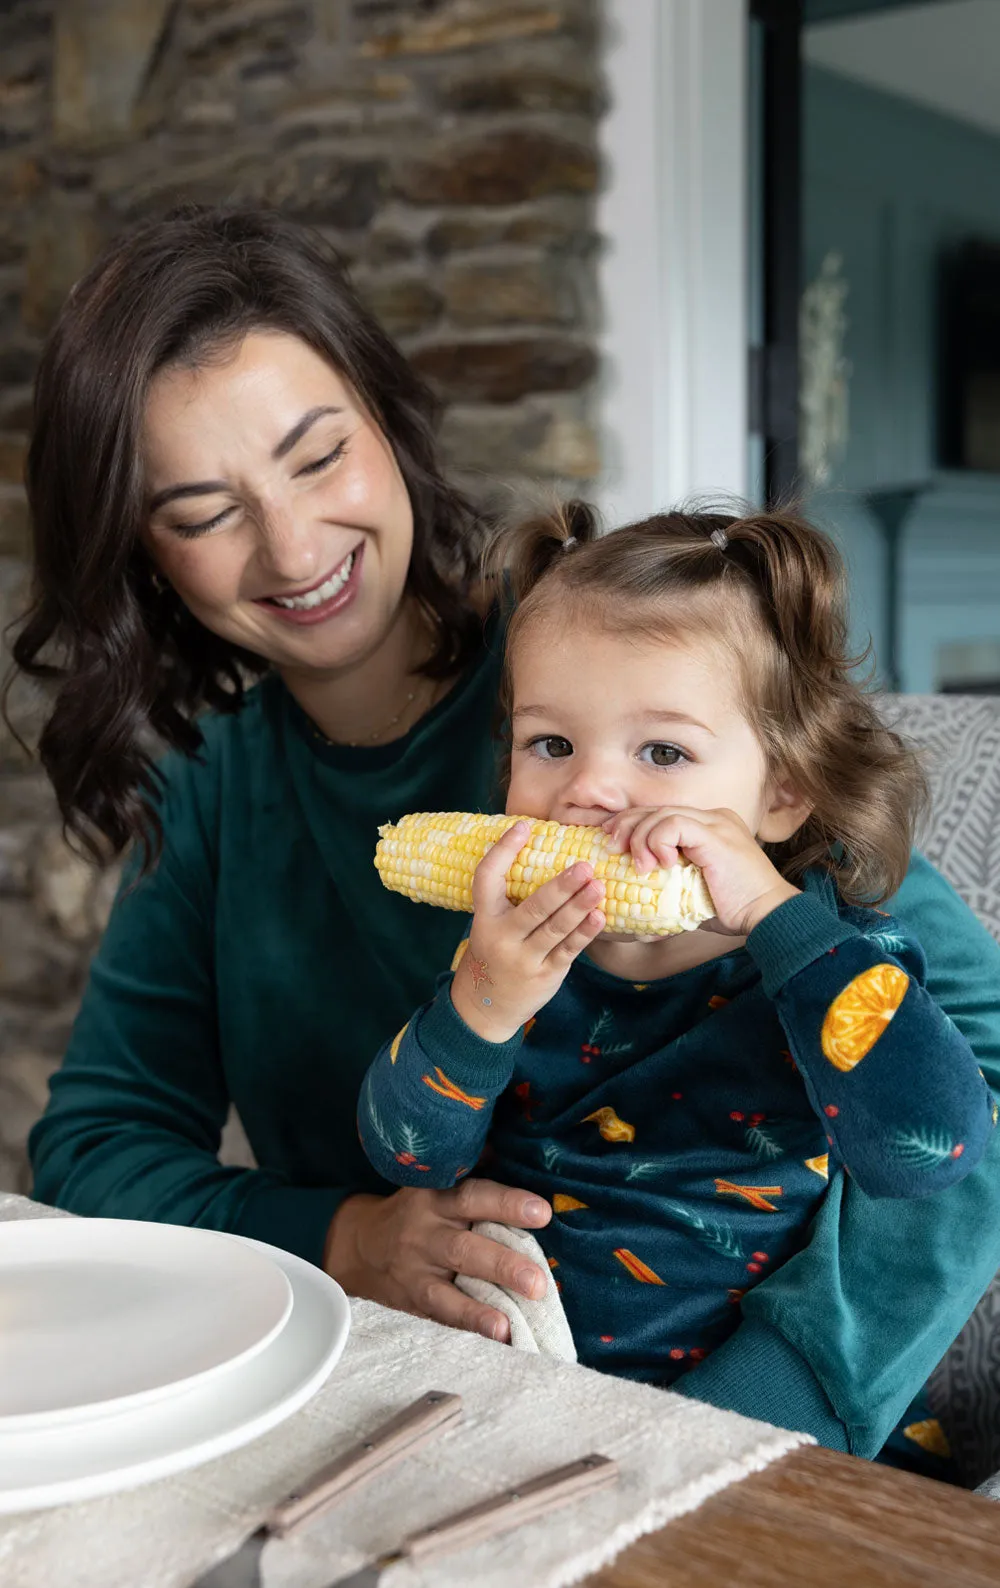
[256,541,364,625]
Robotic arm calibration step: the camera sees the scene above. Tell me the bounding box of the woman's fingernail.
[516,1266,541,1297]
[524,1198,548,1221]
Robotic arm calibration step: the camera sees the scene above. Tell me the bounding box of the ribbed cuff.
[746,892,857,1001]
[671,1319,850,1452]
[415,988,524,1090]
[232,1182,349,1268]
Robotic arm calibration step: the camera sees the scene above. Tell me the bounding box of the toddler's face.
[506,619,776,837]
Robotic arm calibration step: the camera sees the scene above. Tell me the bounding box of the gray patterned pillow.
[879,695,1000,1487]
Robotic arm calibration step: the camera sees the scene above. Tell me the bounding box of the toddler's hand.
[603,806,800,938]
[450,820,605,1042]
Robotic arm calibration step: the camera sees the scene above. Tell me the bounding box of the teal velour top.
[28,614,1000,1460]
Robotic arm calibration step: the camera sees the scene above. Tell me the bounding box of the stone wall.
[0,0,605,1190]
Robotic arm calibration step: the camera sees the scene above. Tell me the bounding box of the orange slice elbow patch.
[821,962,909,1072]
[614,1248,666,1285]
[583,1106,636,1143]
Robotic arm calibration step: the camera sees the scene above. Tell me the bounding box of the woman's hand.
[603,805,800,937]
[450,820,605,1042]
[324,1180,552,1341]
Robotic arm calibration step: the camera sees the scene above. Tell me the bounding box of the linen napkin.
[456,1221,577,1360]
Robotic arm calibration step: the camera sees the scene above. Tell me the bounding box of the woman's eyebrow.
[271,405,343,460]
[147,406,345,512]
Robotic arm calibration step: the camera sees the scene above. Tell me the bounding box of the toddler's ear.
[757,777,812,844]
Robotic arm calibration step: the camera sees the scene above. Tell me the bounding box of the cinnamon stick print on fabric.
[714,1179,784,1212]
[420,1067,487,1109]
[614,1248,666,1284]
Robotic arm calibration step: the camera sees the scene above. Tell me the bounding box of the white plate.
[0,1220,293,1430]
[0,1236,350,1512]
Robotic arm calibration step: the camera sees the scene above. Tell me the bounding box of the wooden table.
[588,1445,1000,1586]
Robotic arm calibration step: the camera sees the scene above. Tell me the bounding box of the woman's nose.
[255,500,321,586]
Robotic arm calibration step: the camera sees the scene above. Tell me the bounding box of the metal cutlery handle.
[269,1391,463,1537]
[401,1453,619,1563]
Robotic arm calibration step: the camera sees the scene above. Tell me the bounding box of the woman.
[13,208,1000,1463]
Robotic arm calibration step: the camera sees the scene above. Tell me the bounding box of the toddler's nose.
[556,765,627,827]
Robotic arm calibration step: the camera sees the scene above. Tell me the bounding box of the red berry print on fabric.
[825,1105,839,1117]
[580,1010,632,1066]
[669,1348,686,1360]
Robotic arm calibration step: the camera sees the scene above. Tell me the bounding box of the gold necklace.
[349,689,417,747]
[311,677,435,749]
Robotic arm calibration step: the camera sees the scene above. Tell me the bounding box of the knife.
[190,1391,463,1588]
[322,1452,619,1588]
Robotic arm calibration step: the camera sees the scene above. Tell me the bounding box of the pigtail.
[485,498,602,605]
[720,511,927,903]
[722,512,852,690]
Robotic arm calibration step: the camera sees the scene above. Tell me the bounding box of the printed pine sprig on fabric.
[364,1089,432,1172]
[862,928,909,958]
[662,1198,745,1262]
[746,1121,784,1161]
[542,1143,565,1173]
[363,1087,396,1158]
[580,1008,633,1064]
[626,1161,661,1182]
[396,1122,432,1170]
[888,1126,965,1170]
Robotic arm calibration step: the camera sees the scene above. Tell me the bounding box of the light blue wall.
[803,64,1000,689]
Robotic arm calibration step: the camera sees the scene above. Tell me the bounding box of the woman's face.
[141,330,414,677]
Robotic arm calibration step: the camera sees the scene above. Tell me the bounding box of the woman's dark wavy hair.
[5,206,484,868]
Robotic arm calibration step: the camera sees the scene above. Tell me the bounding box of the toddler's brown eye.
[646,743,683,767]
[542,736,573,759]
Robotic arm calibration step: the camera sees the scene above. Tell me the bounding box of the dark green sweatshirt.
[28,626,1000,1459]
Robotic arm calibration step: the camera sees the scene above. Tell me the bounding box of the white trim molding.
[596,0,749,524]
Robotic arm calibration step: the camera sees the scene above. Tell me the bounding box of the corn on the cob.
[374,812,715,936]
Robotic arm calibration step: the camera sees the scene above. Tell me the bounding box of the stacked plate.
[0,1219,351,1512]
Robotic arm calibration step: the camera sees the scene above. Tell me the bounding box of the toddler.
[359,504,995,1390]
